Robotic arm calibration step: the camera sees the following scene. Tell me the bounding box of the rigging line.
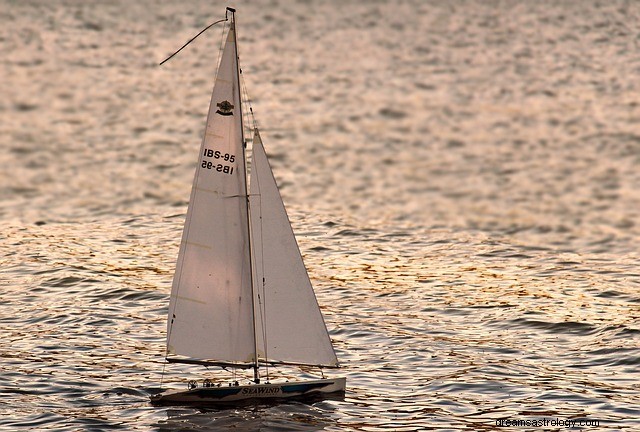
[259,212,270,382]
[252,133,270,382]
[240,76,267,377]
[258,155,269,382]
[241,79,252,140]
[160,358,167,388]
[240,69,258,132]
[239,59,261,360]
[214,18,228,83]
[228,12,260,383]
[159,17,228,66]
[257,197,269,381]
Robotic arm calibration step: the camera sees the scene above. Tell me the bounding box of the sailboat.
[151,8,345,406]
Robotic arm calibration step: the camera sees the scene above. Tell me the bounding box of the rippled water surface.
[2,0,640,430]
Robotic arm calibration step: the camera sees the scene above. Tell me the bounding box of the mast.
[228,7,260,383]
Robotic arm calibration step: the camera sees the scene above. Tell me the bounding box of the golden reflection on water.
[3,217,638,429]
[301,224,639,429]
[1,0,640,430]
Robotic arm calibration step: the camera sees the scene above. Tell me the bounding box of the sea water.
[1,0,639,430]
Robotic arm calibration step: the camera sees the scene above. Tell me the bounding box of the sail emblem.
[216,100,234,116]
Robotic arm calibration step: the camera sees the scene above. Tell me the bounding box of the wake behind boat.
[151,7,345,406]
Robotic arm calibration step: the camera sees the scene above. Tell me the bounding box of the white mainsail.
[249,130,339,368]
[166,25,256,366]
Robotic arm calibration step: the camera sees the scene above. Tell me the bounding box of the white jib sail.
[250,130,339,368]
[167,25,256,365]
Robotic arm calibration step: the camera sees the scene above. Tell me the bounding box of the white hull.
[150,377,345,406]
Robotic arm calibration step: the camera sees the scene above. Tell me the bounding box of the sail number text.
[201,148,235,175]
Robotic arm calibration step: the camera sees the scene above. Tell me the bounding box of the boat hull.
[150,377,346,406]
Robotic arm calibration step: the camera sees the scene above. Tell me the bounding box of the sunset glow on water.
[1,0,639,430]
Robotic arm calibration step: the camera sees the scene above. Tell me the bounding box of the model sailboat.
[151,8,345,406]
